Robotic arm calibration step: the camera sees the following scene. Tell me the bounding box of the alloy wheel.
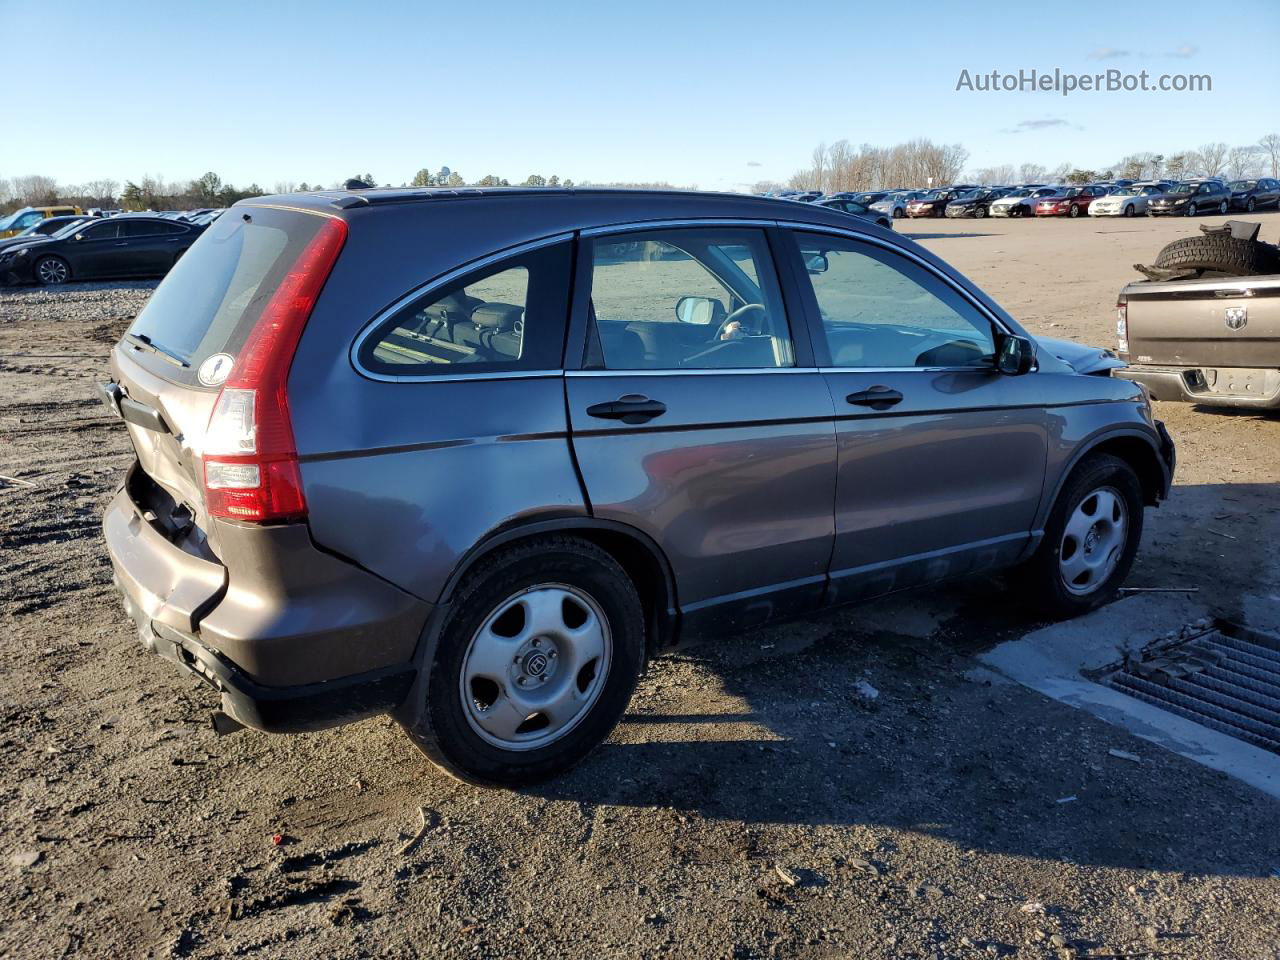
[37,258,69,284]
[459,584,612,751]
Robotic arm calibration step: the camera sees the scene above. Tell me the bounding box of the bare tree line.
[768,134,1280,194]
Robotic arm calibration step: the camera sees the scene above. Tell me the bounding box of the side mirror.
[73,233,85,241]
[674,295,725,326]
[996,334,1036,376]
[804,253,829,275]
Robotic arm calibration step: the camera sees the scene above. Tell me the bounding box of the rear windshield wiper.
[125,332,190,368]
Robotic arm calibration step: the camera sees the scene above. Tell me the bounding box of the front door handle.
[846,386,904,410]
[586,395,667,424]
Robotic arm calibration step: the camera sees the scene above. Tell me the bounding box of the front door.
[566,226,837,637]
[785,229,1049,604]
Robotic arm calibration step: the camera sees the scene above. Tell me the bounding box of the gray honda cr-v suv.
[101,187,1174,785]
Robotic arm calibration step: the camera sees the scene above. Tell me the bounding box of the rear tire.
[398,536,645,786]
[1013,454,1144,620]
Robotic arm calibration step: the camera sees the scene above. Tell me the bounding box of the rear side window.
[356,242,572,377]
[127,207,329,378]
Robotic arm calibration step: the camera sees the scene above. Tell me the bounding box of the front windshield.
[855,193,882,204]
[1228,180,1257,191]
[1063,188,1083,197]
[1003,192,1031,200]
[1168,184,1194,194]
[1112,187,1139,196]
[0,211,22,231]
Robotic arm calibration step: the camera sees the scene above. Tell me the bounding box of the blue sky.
[5,0,1277,191]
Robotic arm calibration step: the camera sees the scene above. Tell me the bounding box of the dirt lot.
[2,212,1279,960]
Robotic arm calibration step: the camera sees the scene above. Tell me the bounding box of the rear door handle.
[586,395,667,424]
[846,386,904,410]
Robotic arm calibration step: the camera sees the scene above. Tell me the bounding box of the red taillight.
[203,216,347,523]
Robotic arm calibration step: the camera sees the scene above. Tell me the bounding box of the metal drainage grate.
[1103,620,1280,755]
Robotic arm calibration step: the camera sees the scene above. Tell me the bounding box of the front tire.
[1187,202,1198,216]
[1246,197,1257,212]
[1123,204,1135,217]
[1219,200,1229,215]
[35,256,70,285]
[399,536,645,786]
[974,205,986,219]
[1069,204,1081,218]
[1014,454,1143,620]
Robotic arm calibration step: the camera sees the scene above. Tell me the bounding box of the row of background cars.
[765,177,1280,221]
[0,206,223,285]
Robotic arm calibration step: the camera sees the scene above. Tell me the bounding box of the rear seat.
[454,302,524,360]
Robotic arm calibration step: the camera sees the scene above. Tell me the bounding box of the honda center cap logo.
[198,353,235,386]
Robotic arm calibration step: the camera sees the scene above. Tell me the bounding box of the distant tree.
[523,174,546,186]
[1018,162,1047,183]
[191,171,223,205]
[1227,145,1261,180]
[562,178,574,188]
[410,168,434,187]
[12,174,59,205]
[1260,134,1280,178]
[1165,153,1190,180]
[1150,154,1164,179]
[446,172,464,187]
[1194,142,1229,177]
[243,183,265,198]
[1066,169,1097,184]
[120,181,145,211]
[272,181,298,195]
[750,179,787,195]
[476,174,502,187]
[547,175,560,187]
[297,182,310,191]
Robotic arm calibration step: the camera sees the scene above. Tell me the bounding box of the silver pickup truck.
[1115,225,1280,409]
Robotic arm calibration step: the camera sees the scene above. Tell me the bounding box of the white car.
[989,187,1061,217]
[1087,182,1170,218]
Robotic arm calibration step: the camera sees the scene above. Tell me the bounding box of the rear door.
[565,224,837,636]
[117,219,180,275]
[782,228,1049,603]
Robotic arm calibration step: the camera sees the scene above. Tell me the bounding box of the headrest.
[471,302,523,330]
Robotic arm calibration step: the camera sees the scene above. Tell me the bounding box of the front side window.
[795,232,996,370]
[358,242,571,376]
[587,228,793,370]
[82,222,120,240]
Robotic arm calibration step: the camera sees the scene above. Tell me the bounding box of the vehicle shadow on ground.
[528,483,1280,876]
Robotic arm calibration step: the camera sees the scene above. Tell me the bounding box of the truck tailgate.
[1123,275,1280,368]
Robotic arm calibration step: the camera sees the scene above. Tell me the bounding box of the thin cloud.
[746,161,762,167]
[1003,119,1072,134]
[1169,44,1198,58]
[1088,47,1129,60]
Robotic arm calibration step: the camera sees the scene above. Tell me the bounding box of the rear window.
[126,207,327,380]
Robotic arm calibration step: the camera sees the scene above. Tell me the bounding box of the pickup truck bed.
[1115,273,1280,409]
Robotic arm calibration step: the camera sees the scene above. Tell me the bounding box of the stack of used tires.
[1136,221,1280,281]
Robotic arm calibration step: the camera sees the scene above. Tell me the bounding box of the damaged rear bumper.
[1116,364,1280,410]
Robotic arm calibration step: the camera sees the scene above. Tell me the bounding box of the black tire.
[1013,454,1144,620]
[398,536,645,786]
[1069,204,1081,218]
[1218,200,1228,215]
[1187,202,1198,216]
[1153,233,1280,277]
[1123,204,1135,218]
[892,207,904,219]
[974,205,986,219]
[1246,197,1257,212]
[34,256,70,285]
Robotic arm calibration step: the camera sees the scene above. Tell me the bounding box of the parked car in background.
[1227,178,1280,212]
[1035,185,1110,218]
[1088,182,1171,218]
[814,196,893,229]
[990,187,1060,217]
[944,187,1014,219]
[0,215,92,254]
[906,189,964,218]
[0,214,205,286]
[1149,180,1231,217]
[871,191,922,219]
[0,204,82,238]
[97,186,1173,786]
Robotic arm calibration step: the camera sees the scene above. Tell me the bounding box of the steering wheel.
[714,303,767,341]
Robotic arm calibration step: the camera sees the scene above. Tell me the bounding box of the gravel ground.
[2,217,1279,960]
